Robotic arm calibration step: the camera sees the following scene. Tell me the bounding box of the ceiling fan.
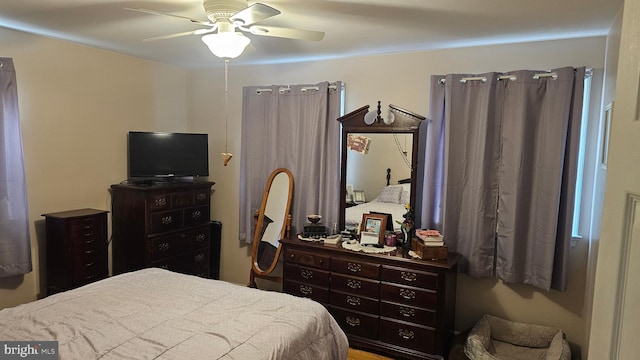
[126,0,325,58]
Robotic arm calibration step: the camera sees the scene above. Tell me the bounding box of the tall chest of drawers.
[282,237,459,360]
[43,208,109,295]
[111,181,214,277]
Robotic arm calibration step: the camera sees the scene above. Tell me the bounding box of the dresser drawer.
[380,283,437,309]
[285,249,330,270]
[149,233,183,260]
[183,205,209,227]
[69,215,102,232]
[185,226,210,248]
[379,319,436,355]
[193,190,210,205]
[284,264,330,287]
[148,193,170,211]
[151,248,210,274]
[331,273,380,299]
[171,191,195,207]
[381,265,439,290]
[71,251,107,285]
[331,257,380,279]
[150,210,183,234]
[284,280,330,303]
[331,308,379,339]
[380,301,436,327]
[331,291,379,314]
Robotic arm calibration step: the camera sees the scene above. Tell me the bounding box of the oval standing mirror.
[248,168,294,288]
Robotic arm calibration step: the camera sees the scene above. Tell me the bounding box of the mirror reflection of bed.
[345,172,411,232]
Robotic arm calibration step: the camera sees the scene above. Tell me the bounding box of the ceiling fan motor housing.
[203,0,247,22]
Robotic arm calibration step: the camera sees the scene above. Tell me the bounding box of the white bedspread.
[345,201,407,231]
[0,269,348,360]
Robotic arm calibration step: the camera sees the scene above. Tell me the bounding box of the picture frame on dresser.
[360,213,386,245]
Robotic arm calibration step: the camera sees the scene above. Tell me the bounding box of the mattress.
[0,268,348,360]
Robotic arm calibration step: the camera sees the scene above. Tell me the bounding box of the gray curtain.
[424,67,584,291]
[239,81,342,244]
[0,58,32,278]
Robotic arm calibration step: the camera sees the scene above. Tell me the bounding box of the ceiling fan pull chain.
[221,59,233,166]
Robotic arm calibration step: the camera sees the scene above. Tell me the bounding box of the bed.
[345,182,410,231]
[0,268,349,360]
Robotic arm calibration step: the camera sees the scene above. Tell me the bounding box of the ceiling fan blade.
[142,27,217,42]
[248,25,325,41]
[125,7,214,27]
[230,3,281,26]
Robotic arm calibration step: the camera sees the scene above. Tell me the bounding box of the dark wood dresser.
[110,181,214,277]
[282,237,459,360]
[42,208,109,295]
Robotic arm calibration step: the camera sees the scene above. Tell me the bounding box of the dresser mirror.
[249,168,294,288]
[338,103,425,231]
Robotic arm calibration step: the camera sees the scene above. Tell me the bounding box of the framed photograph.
[346,184,354,202]
[359,213,387,245]
[353,190,366,203]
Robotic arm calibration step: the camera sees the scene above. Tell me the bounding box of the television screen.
[128,131,209,179]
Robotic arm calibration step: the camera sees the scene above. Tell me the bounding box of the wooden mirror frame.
[248,168,294,288]
[337,104,425,231]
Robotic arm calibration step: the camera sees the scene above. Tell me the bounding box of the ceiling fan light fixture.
[201,32,251,59]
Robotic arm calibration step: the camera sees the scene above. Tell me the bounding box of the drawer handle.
[84,239,94,244]
[195,234,206,242]
[85,250,94,255]
[84,233,94,237]
[85,262,95,267]
[161,216,173,225]
[346,316,361,327]
[347,263,362,273]
[346,296,361,306]
[400,271,417,282]
[154,198,167,206]
[158,242,170,251]
[160,264,169,270]
[399,307,416,318]
[85,275,95,280]
[398,329,415,340]
[194,254,205,263]
[347,279,362,289]
[84,225,92,229]
[399,288,416,300]
[192,210,202,219]
[196,193,207,201]
[300,269,313,279]
[299,285,313,295]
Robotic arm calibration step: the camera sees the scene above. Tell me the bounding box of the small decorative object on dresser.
[110,181,214,277]
[282,235,459,360]
[42,208,109,295]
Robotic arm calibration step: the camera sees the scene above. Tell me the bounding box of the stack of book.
[411,229,448,260]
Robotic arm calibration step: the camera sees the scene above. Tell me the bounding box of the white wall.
[0,27,189,309]
[189,36,607,354]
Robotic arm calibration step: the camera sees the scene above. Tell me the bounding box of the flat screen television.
[128,131,209,180]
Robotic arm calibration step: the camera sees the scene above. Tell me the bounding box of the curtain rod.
[438,68,593,84]
[255,82,340,94]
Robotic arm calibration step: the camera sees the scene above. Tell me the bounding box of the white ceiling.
[0,0,622,68]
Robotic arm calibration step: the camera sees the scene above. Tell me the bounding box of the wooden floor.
[347,348,395,360]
